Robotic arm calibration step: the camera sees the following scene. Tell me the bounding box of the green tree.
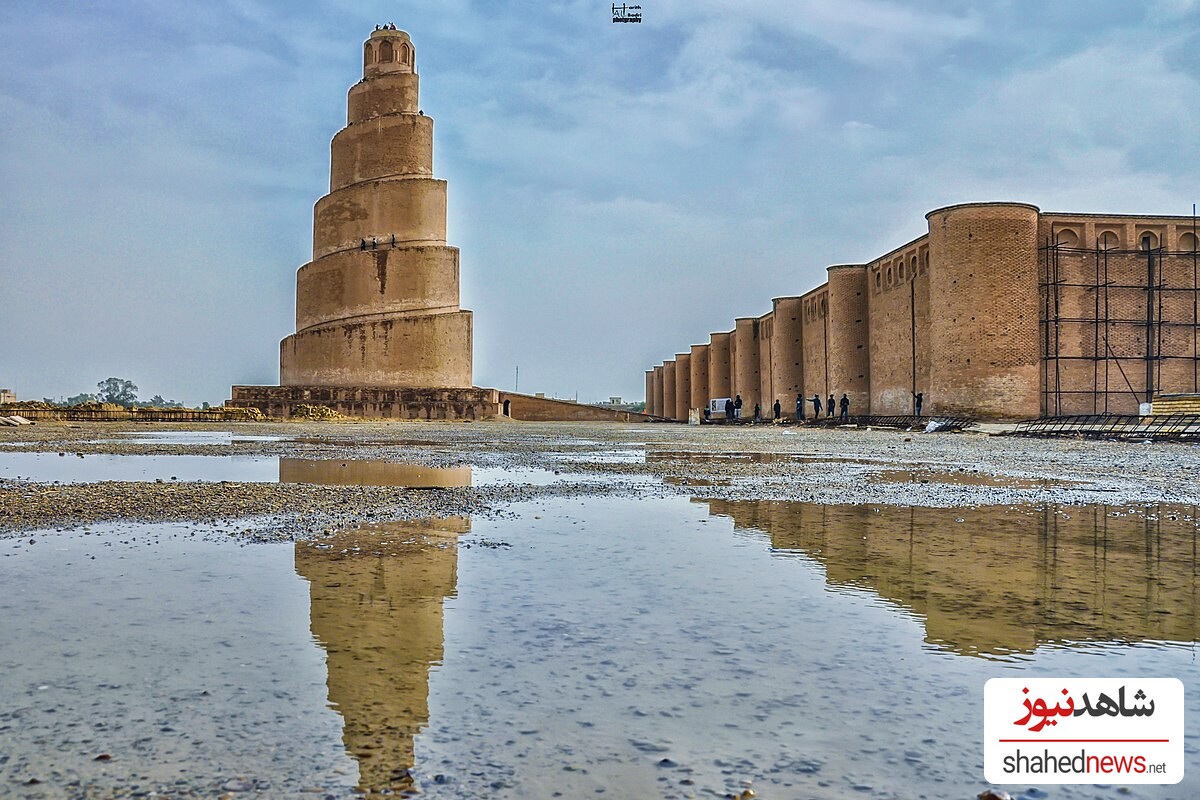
[148,395,183,408]
[66,393,98,406]
[96,377,138,407]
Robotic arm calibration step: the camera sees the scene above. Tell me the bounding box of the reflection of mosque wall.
[280,458,471,487]
[703,500,1198,657]
[294,517,468,795]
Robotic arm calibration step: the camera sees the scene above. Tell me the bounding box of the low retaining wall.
[229,385,499,420]
[498,392,652,422]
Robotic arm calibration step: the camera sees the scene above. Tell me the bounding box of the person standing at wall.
[795,393,804,422]
[734,395,743,421]
[827,394,835,418]
[912,392,924,417]
[812,394,822,418]
[839,393,849,423]
[773,399,782,421]
[725,398,734,423]
[753,402,761,422]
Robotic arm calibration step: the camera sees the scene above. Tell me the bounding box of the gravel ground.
[2,419,1198,537]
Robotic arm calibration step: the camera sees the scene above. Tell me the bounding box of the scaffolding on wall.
[1039,222,1200,417]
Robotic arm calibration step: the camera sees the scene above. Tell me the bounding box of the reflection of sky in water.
[0,454,581,487]
[118,431,287,445]
[0,452,280,483]
[1,498,1195,798]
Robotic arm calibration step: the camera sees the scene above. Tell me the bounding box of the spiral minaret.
[280,27,472,388]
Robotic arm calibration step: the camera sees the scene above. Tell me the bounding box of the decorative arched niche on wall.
[1099,230,1120,250]
[364,43,374,67]
[1181,232,1199,252]
[1140,231,1160,250]
[1055,228,1080,247]
[400,43,411,64]
[380,40,394,62]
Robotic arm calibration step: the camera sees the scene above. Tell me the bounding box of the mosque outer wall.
[674,353,692,422]
[690,344,710,412]
[770,297,804,410]
[657,362,667,412]
[708,332,732,402]
[644,202,1200,420]
[732,318,760,413]
[663,361,677,422]
[757,312,774,416]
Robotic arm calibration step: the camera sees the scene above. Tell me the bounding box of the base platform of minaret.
[227,385,651,422]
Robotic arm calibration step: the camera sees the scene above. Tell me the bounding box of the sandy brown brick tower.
[282,26,470,388]
[231,27,497,418]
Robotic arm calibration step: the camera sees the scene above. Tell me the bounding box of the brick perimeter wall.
[652,366,664,418]
[801,288,829,406]
[927,203,1041,418]
[708,332,732,399]
[690,344,710,410]
[868,239,930,414]
[771,297,805,416]
[733,318,760,413]
[675,353,692,420]
[663,361,677,421]
[758,312,774,414]
[826,266,870,415]
[645,204,1200,421]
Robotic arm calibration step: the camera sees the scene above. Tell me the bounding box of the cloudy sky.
[2,1,1198,405]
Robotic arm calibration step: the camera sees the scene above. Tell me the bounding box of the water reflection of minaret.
[702,499,1198,658]
[295,515,468,796]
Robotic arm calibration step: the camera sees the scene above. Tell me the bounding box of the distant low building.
[0,389,16,404]
[594,397,639,412]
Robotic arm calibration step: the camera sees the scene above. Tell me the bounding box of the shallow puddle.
[1,498,1196,798]
[114,431,287,446]
[0,452,279,483]
[0,453,572,488]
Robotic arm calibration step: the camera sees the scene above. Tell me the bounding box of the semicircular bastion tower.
[231,27,498,419]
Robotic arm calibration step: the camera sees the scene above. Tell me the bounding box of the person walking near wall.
[753,402,761,422]
[811,394,822,418]
[773,399,781,421]
[912,391,923,417]
[795,393,804,422]
[827,394,835,418]
[734,395,743,421]
[839,393,849,423]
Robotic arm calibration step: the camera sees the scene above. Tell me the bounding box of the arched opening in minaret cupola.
[400,43,411,64]
[380,40,394,62]
[363,43,373,68]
